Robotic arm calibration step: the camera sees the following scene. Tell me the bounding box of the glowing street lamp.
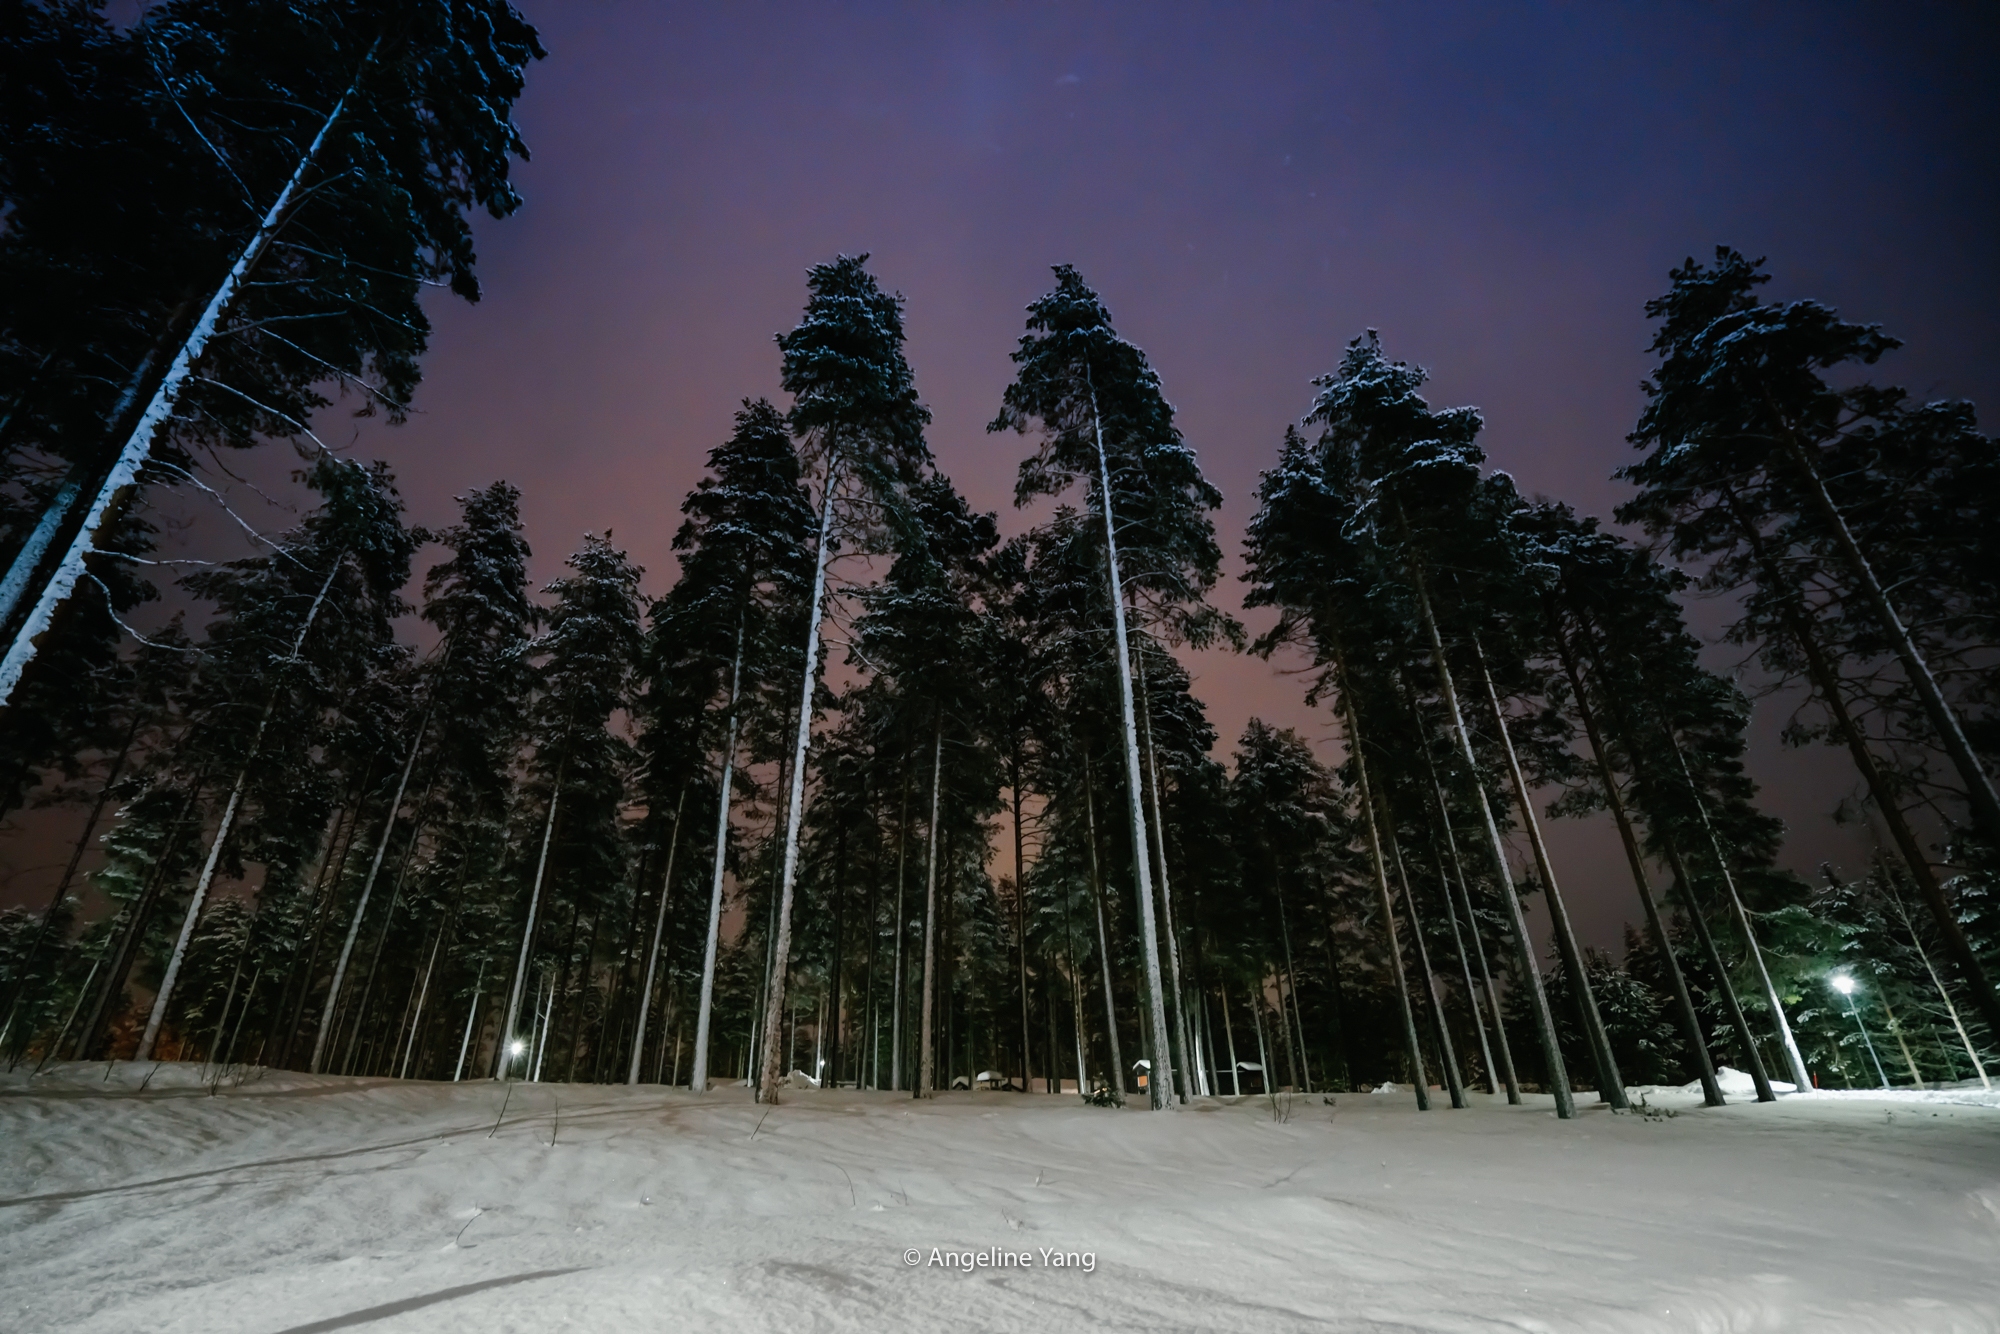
[1830,973,1890,1089]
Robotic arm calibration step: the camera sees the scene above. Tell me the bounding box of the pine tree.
[755,255,932,1103]
[1619,247,2000,1039]
[990,266,1229,1109]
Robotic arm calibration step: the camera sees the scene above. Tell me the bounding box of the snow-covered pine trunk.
[755,443,842,1103]
[0,321,181,638]
[0,43,381,709]
[630,784,689,1084]
[1553,612,1724,1107]
[915,719,944,1098]
[1664,726,1813,1090]
[496,760,565,1080]
[1085,375,1175,1110]
[689,617,748,1092]
[136,555,344,1062]
[1415,739,1518,1102]
[311,710,428,1073]
[1136,663,1195,1101]
[1474,642,1629,1110]
[1386,824,1465,1107]
[1773,424,2000,850]
[1401,547,1575,1119]
[1334,654,1429,1109]
[1081,755,1126,1104]
[0,475,82,639]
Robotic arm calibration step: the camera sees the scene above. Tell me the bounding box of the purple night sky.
[15,3,1998,948]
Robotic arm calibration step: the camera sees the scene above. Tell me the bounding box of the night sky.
[39,2,2000,945]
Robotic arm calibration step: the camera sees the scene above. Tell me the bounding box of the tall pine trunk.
[915,718,944,1097]
[1400,544,1574,1118]
[1663,725,1812,1089]
[1137,660,1195,1101]
[1473,641,1628,1109]
[690,617,749,1091]
[1412,726,1517,1102]
[1553,608,1725,1106]
[1334,652,1429,1109]
[756,446,841,1103]
[890,738,911,1091]
[1086,375,1174,1110]
[0,43,382,707]
[1386,820,1466,1107]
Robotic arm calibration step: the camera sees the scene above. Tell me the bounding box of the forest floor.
[3,1065,1998,1333]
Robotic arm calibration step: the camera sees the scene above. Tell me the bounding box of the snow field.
[3,1064,1998,1333]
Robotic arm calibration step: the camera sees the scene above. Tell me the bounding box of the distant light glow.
[1831,974,1856,995]
[509,1040,527,1056]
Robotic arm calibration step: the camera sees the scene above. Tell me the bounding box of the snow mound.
[1682,1065,1796,1096]
[1369,1082,1406,1095]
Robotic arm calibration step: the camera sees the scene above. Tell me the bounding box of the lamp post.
[1830,974,1889,1089]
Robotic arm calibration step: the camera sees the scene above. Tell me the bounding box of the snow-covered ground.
[3,1065,1997,1333]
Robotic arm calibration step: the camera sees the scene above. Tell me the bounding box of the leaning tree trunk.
[756,444,842,1104]
[1473,640,1628,1110]
[1385,819,1466,1108]
[311,709,428,1073]
[1553,608,1725,1107]
[1334,649,1430,1110]
[1580,620,1776,1101]
[1663,725,1813,1090]
[1085,372,1174,1110]
[137,556,344,1062]
[915,717,944,1098]
[1400,547,1575,1118]
[0,43,382,708]
[1410,719,1518,1103]
[0,310,189,643]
